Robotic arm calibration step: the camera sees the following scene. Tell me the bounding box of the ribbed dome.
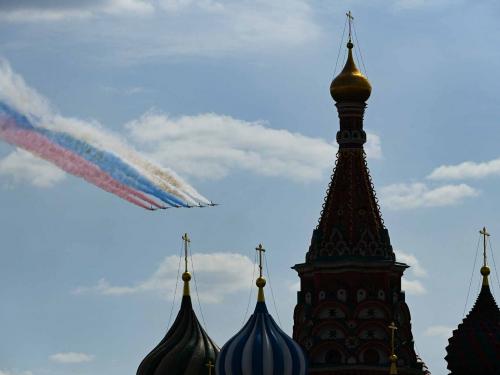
[330,42,372,103]
[137,295,219,375]
[445,275,500,375]
[216,301,307,375]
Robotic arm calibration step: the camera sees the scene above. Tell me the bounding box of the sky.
[1,1,500,374]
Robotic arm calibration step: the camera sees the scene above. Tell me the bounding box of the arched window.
[363,348,380,365]
[337,289,347,302]
[325,349,342,364]
[357,289,367,302]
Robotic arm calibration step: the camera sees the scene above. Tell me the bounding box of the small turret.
[216,244,307,375]
[137,234,219,375]
[445,227,500,375]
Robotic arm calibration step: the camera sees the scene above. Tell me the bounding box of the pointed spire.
[479,226,491,286]
[305,11,392,262]
[255,243,267,302]
[181,233,192,296]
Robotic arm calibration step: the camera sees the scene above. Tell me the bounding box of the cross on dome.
[388,322,398,375]
[479,227,491,286]
[346,10,354,43]
[182,233,192,296]
[255,243,267,302]
[205,360,215,375]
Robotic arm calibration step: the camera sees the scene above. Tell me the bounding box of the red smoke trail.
[0,119,161,210]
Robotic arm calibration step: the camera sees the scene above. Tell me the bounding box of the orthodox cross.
[346,10,354,42]
[256,243,266,278]
[388,321,398,354]
[205,360,215,375]
[182,233,190,273]
[388,321,398,375]
[480,226,490,267]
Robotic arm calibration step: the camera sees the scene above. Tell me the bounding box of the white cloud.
[74,252,255,304]
[395,249,427,277]
[101,85,150,96]
[394,249,427,295]
[126,111,382,182]
[0,149,66,188]
[428,158,500,180]
[1,1,321,60]
[0,0,154,21]
[401,278,426,295]
[128,0,320,59]
[392,0,455,10]
[288,280,300,292]
[424,325,453,339]
[49,352,95,364]
[0,371,33,375]
[0,59,52,119]
[380,182,478,210]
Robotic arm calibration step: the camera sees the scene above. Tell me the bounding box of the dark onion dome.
[137,234,219,375]
[217,245,307,375]
[330,41,372,103]
[445,240,500,375]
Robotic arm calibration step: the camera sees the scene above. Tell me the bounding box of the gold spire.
[182,233,192,296]
[256,243,267,302]
[330,11,372,103]
[388,322,398,375]
[479,227,491,286]
[205,360,215,375]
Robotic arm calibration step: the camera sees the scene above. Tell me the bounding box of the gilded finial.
[256,243,267,302]
[206,360,215,375]
[330,11,371,103]
[479,227,491,286]
[388,322,398,374]
[182,233,191,296]
[346,10,354,46]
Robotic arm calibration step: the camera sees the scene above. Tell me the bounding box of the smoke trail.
[0,60,210,206]
[38,128,188,207]
[45,116,205,204]
[0,103,186,207]
[0,117,161,210]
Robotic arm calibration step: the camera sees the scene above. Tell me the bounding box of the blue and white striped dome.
[216,298,307,375]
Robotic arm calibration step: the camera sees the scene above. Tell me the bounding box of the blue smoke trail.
[0,103,187,207]
[42,130,187,207]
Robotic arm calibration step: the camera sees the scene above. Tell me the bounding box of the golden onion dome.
[330,41,372,102]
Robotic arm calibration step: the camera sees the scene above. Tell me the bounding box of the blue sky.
[1,1,500,374]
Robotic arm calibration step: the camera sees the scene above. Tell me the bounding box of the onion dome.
[216,244,307,375]
[445,227,500,375]
[137,234,219,375]
[416,355,432,375]
[330,40,372,103]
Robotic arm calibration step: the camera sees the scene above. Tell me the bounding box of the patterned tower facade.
[292,40,425,375]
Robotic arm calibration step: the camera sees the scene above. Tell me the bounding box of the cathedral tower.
[292,14,425,375]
